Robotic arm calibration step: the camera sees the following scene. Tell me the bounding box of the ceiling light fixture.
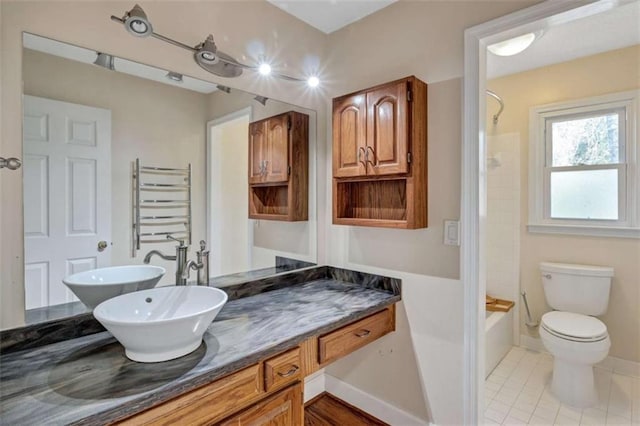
[258,62,272,76]
[487,32,540,57]
[123,4,153,37]
[93,52,115,70]
[166,71,183,82]
[307,76,320,88]
[111,4,320,87]
[254,95,268,106]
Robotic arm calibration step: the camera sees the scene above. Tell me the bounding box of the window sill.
[527,223,640,239]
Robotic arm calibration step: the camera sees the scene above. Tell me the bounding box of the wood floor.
[304,393,388,426]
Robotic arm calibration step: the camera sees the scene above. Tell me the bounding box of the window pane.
[551,113,619,166]
[550,169,618,220]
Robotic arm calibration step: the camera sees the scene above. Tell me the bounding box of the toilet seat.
[541,311,608,342]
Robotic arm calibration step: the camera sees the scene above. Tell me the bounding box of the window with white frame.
[529,90,639,238]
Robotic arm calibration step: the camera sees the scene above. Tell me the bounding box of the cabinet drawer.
[115,364,263,426]
[264,347,302,392]
[318,308,393,365]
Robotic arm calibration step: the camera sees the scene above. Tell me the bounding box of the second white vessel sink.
[93,286,228,362]
[63,265,166,309]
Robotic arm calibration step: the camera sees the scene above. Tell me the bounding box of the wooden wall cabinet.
[248,111,309,221]
[332,76,428,229]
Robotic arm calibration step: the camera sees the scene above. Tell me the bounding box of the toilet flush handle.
[543,274,552,279]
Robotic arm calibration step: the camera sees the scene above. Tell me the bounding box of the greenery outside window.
[528,90,639,238]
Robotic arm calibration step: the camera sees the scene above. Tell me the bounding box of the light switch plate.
[444,220,460,246]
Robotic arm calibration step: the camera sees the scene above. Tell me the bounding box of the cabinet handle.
[358,147,367,168]
[354,329,371,338]
[366,146,375,165]
[263,160,269,176]
[277,365,299,377]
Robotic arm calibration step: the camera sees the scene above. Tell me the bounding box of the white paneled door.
[23,95,111,309]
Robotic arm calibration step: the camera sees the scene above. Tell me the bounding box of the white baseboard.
[519,334,640,378]
[324,374,430,426]
[303,369,325,402]
[519,333,546,353]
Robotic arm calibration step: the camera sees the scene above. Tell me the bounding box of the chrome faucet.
[143,235,190,285]
[182,240,210,286]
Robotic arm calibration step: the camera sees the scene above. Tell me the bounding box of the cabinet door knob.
[97,241,108,252]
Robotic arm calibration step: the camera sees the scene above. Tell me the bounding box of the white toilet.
[538,262,613,408]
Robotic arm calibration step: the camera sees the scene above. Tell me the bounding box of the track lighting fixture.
[93,52,115,70]
[123,4,153,37]
[166,71,183,82]
[253,95,268,106]
[111,4,320,87]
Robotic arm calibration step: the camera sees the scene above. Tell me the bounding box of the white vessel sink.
[63,265,166,309]
[93,286,228,363]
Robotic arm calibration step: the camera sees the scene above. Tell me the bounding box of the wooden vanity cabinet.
[115,305,395,426]
[248,111,309,221]
[219,383,302,426]
[332,76,427,229]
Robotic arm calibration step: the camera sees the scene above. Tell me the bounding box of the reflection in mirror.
[20,33,316,326]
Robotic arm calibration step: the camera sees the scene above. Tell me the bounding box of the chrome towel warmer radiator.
[132,158,192,257]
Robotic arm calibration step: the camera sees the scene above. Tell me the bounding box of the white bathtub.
[485,309,514,378]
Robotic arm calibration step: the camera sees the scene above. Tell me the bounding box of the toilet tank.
[540,262,613,316]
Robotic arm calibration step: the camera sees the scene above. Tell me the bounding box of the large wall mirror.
[18,33,317,326]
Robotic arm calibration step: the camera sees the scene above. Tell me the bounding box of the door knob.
[0,157,21,170]
[97,241,108,252]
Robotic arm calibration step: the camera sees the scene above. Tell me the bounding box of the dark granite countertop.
[0,278,399,425]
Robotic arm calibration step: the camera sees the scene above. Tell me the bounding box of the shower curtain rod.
[486,90,504,125]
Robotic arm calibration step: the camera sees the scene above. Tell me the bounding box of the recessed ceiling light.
[488,32,538,57]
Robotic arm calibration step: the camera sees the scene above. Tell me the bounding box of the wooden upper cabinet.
[333,95,367,178]
[333,77,414,178]
[366,81,409,176]
[265,114,290,183]
[249,122,267,184]
[248,111,309,222]
[332,76,428,229]
[249,113,290,184]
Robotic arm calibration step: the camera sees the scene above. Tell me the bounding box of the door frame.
[206,107,253,275]
[461,0,615,423]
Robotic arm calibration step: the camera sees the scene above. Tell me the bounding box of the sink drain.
[145,297,153,303]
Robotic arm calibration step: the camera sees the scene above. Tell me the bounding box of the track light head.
[194,35,243,78]
[196,35,219,65]
[254,96,268,106]
[93,52,115,70]
[123,4,153,37]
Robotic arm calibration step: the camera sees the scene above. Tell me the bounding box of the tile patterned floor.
[484,347,640,425]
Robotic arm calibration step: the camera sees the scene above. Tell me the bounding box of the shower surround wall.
[486,132,521,344]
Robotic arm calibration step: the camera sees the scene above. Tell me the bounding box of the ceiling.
[23,33,219,94]
[487,1,640,79]
[266,0,396,34]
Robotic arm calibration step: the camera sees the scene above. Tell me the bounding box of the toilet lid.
[541,311,608,342]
